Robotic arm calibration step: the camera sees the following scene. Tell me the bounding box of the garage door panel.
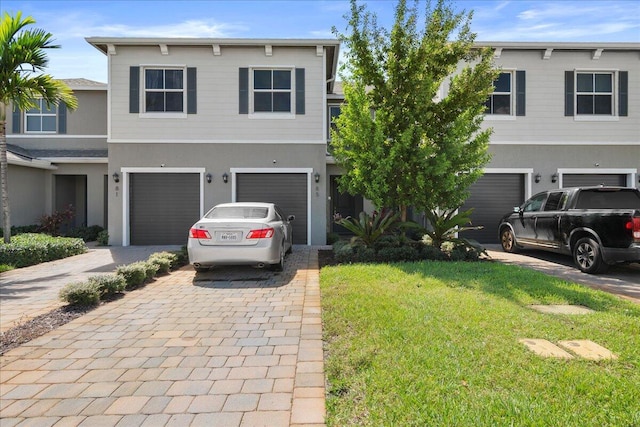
[236,173,307,244]
[130,173,200,245]
[563,174,626,188]
[460,174,525,243]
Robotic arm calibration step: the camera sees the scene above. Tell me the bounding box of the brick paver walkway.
[0,247,325,426]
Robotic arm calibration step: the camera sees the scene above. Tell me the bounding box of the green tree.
[1,11,77,243]
[332,0,497,228]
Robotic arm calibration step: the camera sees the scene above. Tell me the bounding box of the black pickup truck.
[498,186,640,274]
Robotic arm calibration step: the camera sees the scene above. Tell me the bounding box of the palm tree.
[1,11,77,243]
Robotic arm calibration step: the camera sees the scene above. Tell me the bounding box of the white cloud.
[87,20,248,38]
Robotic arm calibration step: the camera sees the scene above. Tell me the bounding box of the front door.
[330,175,363,234]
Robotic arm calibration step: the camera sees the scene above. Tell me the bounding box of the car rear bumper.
[187,239,280,267]
[602,243,640,264]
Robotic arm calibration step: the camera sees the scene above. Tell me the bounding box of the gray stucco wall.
[1,165,47,227]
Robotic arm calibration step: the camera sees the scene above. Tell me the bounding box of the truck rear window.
[575,189,640,209]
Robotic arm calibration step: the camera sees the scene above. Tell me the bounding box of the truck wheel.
[573,237,608,274]
[500,228,518,253]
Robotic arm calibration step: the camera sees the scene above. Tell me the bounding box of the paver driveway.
[0,247,325,427]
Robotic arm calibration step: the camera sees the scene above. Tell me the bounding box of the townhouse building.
[4,39,639,245]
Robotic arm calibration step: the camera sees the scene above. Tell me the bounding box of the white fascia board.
[40,158,108,164]
[7,156,58,170]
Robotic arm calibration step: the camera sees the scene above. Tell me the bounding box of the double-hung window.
[565,70,628,119]
[144,68,184,113]
[253,69,292,113]
[485,72,512,115]
[25,99,57,133]
[576,72,613,115]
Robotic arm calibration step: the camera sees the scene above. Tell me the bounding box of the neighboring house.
[4,78,108,230]
[4,40,638,246]
[85,37,340,245]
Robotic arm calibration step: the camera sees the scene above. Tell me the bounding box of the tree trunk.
[1,117,11,244]
[400,204,407,222]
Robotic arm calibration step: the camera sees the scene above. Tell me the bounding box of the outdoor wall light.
[222,172,229,183]
[314,172,320,183]
[535,173,541,183]
[206,173,212,183]
[551,173,558,183]
[112,172,120,183]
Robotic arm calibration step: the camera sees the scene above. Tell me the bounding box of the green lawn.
[320,261,640,426]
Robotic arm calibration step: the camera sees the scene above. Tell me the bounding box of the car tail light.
[627,217,640,241]
[246,227,274,239]
[190,228,211,239]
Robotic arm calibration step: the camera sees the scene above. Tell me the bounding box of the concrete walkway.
[1,246,325,426]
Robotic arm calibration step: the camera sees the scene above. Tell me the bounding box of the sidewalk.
[1,244,181,333]
[0,246,325,426]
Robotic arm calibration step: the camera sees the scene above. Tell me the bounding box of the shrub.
[59,282,100,306]
[66,225,104,242]
[0,234,87,268]
[116,263,147,289]
[420,244,449,261]
[88,274,126,297]
[140,261,159,281]
[377,245,421,263]
[327,232,341,245]
[0,225,39,238]
[96,230,109,246]
[148,252,174,275]
[39,205,75,236]
[335,210,402,247]
[171,246,189,269]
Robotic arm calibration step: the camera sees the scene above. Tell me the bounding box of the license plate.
[217,231,241,242]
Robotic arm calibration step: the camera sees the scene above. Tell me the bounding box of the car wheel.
[194,266,210,273]
[286,243,293,255]
[500,228,518,253]
[270,244,285,272]
[573,237,608,274]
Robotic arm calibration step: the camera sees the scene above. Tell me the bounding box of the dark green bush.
[0,234,87,268]
[171,246,189,269]
[96,230,109,246]
[59,282,100,306]
[66,225,104,242]
[377,245,422,263]
[327,232,341,245]
[88,274,126,297]
[420,244,449,261]
[0,225,39,237]
[138,261,159,281]
[116,263,147,289]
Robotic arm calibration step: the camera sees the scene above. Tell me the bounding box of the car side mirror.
[513,207,520,213]
[287,215,295,222]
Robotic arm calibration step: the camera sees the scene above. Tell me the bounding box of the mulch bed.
[318,249,337,269]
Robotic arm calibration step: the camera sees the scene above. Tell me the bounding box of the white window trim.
[120,167,206,246]
[573,69,619,121]
[24,99,57,133]
[140,65,187,118]
[485,69,515,118]
[249,66,296,119]
[230,167,313,245]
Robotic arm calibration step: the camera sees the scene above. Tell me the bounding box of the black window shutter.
[564,71,574,116]
[130,66,140,113]
[187,67,197,114]
[57,102,67,134]
[619,71,628,117]
[295,68,305,115]
[12,105,21,133]
[516,70,526,116]
[239,68,248,114]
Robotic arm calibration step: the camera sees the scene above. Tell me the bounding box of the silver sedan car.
[188,202,294,272]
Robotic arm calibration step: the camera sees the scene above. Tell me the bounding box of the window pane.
[254,70,272,90]
[576,95,593,115]
[254,92,272,112]
[273,70,291,90]
[594,73,612,93]
[492,95,511,114]
[165,70,183,89]
[165,92,184,112]
[146,92,165,112]
[27,104,41,113]
[594,95,612,115]
[576,73,593,92]
[26,116,41,131]
[273,92,291,112]
[146,69,164,89]
[42,116,56,131]
[41,102,57,114]
[493,73,511,93]
[330,106,341,120]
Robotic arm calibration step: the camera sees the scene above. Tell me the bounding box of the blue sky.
[2,0,639,82]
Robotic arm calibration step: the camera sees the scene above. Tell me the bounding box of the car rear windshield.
[205,206,269,219]
[574,189,640,209]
